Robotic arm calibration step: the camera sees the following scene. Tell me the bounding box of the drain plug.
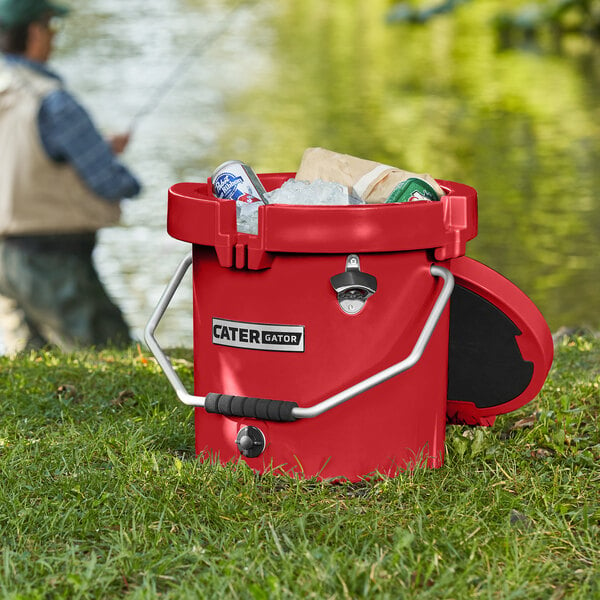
[235,426,266,458]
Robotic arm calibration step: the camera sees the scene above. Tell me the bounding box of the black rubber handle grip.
[204,393,298,422]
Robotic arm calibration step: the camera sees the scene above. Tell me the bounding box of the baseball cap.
[0,0,70,28]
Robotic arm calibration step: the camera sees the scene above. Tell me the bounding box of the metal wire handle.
[144,252,454,421]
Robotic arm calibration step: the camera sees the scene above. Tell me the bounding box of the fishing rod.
[128,1,247,133]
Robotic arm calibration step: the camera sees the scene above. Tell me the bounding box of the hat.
[0,0,70,28]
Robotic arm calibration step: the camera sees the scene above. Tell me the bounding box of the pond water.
[50,0,600,347]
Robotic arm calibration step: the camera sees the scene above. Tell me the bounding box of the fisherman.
[0,0,141,354]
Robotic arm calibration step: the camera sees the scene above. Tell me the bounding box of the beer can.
[212,160,267,204]
[385,177,440,203]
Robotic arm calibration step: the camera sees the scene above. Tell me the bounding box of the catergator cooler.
[145,173,553,481]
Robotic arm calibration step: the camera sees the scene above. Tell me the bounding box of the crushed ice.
[236,179,365,234]
[265,179,363,206]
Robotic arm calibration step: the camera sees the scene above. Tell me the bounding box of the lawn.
[0,336,598,599]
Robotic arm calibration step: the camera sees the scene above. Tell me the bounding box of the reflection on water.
[49,0,600,347]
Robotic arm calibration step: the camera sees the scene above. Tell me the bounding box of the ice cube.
[236,200,260,234]
[264,179,365,206]
[237,178,365,235]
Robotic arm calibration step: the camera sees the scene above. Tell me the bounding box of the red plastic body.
[167,174,478,480]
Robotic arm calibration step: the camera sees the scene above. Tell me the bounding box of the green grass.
[0,336,598,599]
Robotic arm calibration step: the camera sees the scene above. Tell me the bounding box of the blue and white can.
[212,160,267,204]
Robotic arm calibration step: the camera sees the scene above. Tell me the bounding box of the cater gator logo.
[212,318,304,352]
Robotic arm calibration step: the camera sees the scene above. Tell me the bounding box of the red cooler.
[145,173,553,481]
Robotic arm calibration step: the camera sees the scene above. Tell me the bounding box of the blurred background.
[50,0,600,347]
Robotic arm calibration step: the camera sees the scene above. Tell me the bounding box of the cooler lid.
[447,256,554,425]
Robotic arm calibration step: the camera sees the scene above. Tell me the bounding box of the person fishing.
[0,0,142,354]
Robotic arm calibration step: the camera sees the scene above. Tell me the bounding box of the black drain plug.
[235,426,265,458]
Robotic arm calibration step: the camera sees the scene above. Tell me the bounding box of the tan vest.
[0,62,120,236]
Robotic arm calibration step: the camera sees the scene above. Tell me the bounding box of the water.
[25,0,600,348]
[52,0,273,347]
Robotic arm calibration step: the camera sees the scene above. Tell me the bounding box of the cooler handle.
[144,253,454,421]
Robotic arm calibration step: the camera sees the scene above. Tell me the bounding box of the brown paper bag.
[295,147,444,204]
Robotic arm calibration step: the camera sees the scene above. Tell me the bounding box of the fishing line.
[128,1,247,133]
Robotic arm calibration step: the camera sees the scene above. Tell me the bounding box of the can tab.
[330,254,377,315]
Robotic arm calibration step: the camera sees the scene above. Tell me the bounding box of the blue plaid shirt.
[6,56,141,201]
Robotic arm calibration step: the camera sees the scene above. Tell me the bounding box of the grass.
[0,336,598,599]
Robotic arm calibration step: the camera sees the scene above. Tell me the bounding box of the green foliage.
[494,0,600,43]
[387,0,600,38]
[0,337,598,598]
